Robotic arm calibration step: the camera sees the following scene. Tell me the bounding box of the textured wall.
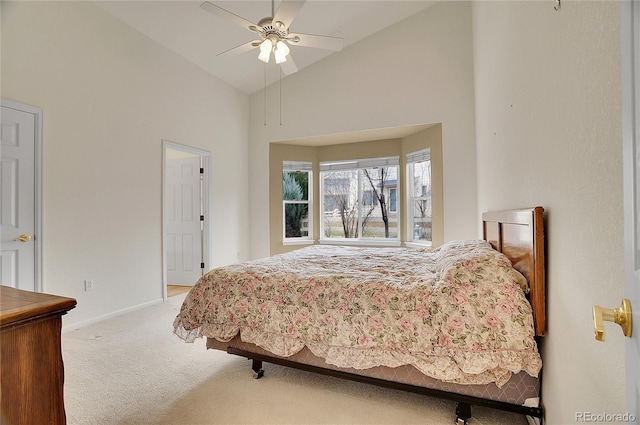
[473,1,625,422]
[1,1,250,327]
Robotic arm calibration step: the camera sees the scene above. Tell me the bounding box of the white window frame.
[320,157,400,246]
[405,149,432,248]
[283,161,314,246]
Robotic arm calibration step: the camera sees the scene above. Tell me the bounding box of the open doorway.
[162,141,211,300]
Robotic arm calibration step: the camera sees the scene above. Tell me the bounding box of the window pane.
[320,160,400,241]
[409,158,431,243]
[413,160,431,197]
[360,167,398,239]
[282,163,312,241]
[413,198,432,241]
[285,203,309,237]
[322,170,358,238]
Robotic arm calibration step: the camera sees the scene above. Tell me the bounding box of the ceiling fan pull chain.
[280,67,283,126]
[264,62,267,126]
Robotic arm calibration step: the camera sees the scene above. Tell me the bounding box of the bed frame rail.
[228,347,544,423]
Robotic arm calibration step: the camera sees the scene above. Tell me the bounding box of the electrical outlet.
[84,279,94,291]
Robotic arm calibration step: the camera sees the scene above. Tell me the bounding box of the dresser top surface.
[1,286,77,327]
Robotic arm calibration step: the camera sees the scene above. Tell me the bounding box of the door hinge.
[200,167,204,174]
[201,262,205,269]
[200,215,205,221]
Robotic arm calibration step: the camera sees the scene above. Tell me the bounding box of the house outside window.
[406,149,431,244]
[389,188,397,212]
[283,161,312,244]
[362,190,378,207]
[320,157,399,244]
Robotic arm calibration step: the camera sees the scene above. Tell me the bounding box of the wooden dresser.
[0,286,77,425]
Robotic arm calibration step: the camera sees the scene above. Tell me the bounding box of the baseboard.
[62,298,164,333]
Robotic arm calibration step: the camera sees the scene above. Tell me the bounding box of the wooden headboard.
[482,207,545,337]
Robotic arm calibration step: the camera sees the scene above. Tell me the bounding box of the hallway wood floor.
[167,285,191,297]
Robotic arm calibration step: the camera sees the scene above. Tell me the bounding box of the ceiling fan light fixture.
[274,40,290,64]
[258,39,273,63]
[274,52,287,64]
[275,40,290,56]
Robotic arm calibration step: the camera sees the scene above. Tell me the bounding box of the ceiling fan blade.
[273,0,306,30]
[280,55,298,76]
[287,33,343,51]
[200,2,259,32]
[217,40,260,57]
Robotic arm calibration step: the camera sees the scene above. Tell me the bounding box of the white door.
[165,155,203,286]
[622,0,639,421]
[0,104,36,291]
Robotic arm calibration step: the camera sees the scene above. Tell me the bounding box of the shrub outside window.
[320,157,399,242]
[283,161,312,243]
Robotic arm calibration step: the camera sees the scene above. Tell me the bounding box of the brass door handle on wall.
[12,234,32,242]
[593,299,632,341]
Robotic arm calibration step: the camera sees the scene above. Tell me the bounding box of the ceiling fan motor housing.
[255,18,289,42]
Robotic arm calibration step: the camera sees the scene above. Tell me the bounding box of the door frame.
[621,0,639,419]
[161,140,211,300]
[1,98,43,293]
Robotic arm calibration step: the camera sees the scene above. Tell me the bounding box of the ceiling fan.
[200,0,344,75]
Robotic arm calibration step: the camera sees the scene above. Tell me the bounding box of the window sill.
[404,241,433,249]
[282,239,315,246]
[319,239,401,248]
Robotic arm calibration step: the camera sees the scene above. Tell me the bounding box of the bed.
[174,207,546,424]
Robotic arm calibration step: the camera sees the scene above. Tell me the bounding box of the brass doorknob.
[12,234,31,242]
[593,299,632,341]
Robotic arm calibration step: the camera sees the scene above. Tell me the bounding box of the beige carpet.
[62,293,528,425]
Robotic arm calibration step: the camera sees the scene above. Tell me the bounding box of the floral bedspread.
[173,240,542,387]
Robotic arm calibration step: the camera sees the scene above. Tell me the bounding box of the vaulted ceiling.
[94,1,436,95]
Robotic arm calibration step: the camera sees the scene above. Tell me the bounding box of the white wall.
[1,1,250,328]
[473,1,625,423]
[248,2,478,259]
